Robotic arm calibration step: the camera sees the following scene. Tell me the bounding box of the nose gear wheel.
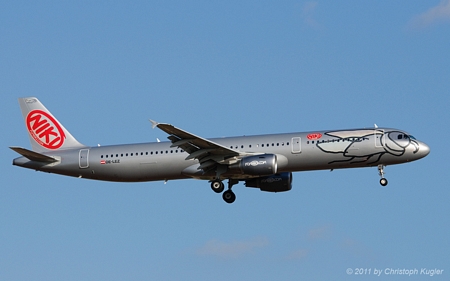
[378,165,388,186]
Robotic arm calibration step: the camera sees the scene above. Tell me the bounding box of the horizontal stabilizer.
[10,146,57,163]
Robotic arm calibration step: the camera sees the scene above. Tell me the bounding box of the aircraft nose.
[417,141,430,158]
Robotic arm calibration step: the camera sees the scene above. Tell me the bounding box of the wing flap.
[198,160,218,170]
[170,139,195,148]
[185,148,216,160]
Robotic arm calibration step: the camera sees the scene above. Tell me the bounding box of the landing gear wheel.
[222,190,236,204]
[211,180,225,193]
[377,165,388,187]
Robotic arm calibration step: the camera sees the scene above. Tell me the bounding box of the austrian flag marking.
[26,109,66,149]
[307,133,322,140]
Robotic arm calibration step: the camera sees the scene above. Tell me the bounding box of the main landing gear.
[210,179,238,204]
[211,180,225,193]
[378,164,388,186]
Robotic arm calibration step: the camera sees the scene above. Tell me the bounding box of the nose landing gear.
[378,164,388,186]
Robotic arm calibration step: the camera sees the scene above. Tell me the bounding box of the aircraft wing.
[150,120,243,171]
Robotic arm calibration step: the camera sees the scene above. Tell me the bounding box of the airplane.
[11,97,430,204]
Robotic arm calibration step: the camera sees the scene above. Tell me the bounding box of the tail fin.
[18,97,86,152]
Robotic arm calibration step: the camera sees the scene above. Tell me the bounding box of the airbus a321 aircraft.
[11,97,430,203]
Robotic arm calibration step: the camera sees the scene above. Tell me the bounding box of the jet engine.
[229,154,277,176]
[245,172,293,192]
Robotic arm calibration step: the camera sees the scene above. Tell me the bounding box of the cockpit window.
[409,135,416,140]
[398,134,412,140]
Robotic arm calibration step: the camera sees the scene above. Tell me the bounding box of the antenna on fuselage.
[374,124,378,128]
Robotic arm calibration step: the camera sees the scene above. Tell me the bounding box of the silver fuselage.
[13,128,430,182]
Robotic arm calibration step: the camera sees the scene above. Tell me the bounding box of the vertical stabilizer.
[18,97,86,152]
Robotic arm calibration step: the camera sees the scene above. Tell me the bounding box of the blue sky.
[1,1,449,280]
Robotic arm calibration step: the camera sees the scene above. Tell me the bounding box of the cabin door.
[79,149,89,168]
[291,137,301,154]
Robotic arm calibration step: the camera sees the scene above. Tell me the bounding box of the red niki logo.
[307,133,322,140]
[26,110,66,149]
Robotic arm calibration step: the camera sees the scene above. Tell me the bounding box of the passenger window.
[101,155,103,158]
[116,154,118,157]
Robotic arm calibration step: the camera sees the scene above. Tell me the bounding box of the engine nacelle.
[245,172,293,192]
[230,154,277,176]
